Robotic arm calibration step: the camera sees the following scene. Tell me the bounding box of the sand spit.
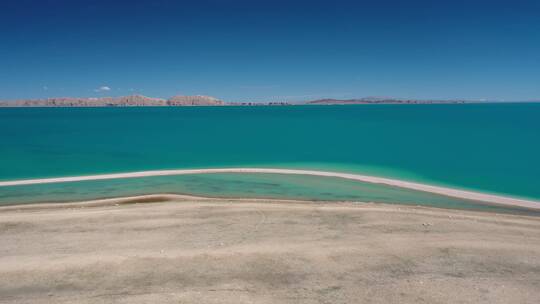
[0,168,539,210]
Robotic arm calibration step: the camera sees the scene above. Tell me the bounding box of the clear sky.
[1,0,539,101]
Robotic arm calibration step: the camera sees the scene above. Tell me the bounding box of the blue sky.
[1,0,539,101]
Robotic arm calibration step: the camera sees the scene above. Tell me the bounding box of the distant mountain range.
[306,97,469,104]
[0,95,224,107]
[0,95,535,107]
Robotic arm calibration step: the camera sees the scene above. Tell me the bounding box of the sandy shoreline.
[1,196,539,303]
[1,167,539,210]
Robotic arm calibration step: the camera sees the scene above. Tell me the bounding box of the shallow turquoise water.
[0,104,539,207]
[1,173,535,215]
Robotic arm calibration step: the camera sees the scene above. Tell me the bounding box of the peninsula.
[1,168,539,211]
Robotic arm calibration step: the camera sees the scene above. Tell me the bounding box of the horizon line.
[1,94,540,104]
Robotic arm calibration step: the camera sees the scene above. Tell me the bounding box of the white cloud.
[42,86,48,91]
[95,86,111,92]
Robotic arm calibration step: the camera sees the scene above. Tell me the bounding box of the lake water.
[1,104,539,209]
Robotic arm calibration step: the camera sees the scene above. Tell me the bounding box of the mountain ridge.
[0,95,224,107]
[306,97,469,104]
[1,95,535,107]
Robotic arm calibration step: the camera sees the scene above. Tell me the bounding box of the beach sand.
[1,195,539,303]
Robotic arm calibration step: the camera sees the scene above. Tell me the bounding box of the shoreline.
[2,196,540,303]
[1,193,539,219]
[2,100,539,108]
[0,168,539,211]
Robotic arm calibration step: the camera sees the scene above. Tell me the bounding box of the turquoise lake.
[0,104,539,209]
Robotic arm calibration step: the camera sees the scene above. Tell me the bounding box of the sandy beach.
[1,195,539,303]
[1,168,539,210]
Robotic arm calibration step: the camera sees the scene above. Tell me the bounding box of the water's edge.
[1,168,538,212]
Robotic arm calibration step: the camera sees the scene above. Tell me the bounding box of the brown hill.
[167,95,224,106]
[0,95,224,107]
[307,97,467,104]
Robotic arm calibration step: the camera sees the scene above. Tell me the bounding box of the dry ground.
[1,196,539,303]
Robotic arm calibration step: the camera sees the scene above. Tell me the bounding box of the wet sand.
[0,168,539,210]
[1,195,539,303]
